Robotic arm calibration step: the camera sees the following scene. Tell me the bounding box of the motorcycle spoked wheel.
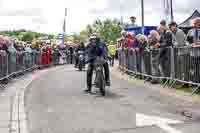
[95,70,106,96]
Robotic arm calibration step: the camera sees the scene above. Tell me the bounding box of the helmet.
[89,35,97,40]
[89,33,98,42]
[121,30,127,37]
[92,32,100,38]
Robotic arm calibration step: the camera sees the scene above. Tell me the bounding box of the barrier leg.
[169,79,177,89]
[192,86,200,95]
[163,79,170,88]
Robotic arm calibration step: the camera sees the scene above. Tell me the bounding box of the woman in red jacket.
[47,45,52,65]
[41,46,48,66]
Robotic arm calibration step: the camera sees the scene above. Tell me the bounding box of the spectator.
[160,20,167,27]
[16,42,25,70]
[0,36,8,52]
[125,16,138,29]
[127,32,135,49]
[187,17,200,46]
[149,30,161,84]
[138,34,150,73]
[119,31,127,68]
[24,43,33,68]
[156,23,173,79]
[47,45,52,65]
[0,36,4,50]
[0,36,7,78]
[68,46,74,64]
[6,37,17,73]
[135,34,148,77]
[169,21,189,82]
[187,17,200,83]
[169,22,186,47]
[108,41,116,67]
[41,45,48,66]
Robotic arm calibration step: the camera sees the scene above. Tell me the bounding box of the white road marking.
[136,113,183,133]
[158,123,182,133]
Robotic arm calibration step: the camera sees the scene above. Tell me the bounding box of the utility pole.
[170,0,174,22]
[62,8,67,46]
[120,0,124,26]
[141,0,144,34]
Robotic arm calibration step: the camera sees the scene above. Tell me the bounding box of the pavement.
[0,67,60,133]
[1,65,200,133]
[0,73,36,133]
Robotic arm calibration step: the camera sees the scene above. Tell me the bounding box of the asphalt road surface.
[25,65,200,133]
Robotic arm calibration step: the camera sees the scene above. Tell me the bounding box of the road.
[25,65,200,133]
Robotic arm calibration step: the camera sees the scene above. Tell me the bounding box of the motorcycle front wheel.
[98,71,106,96]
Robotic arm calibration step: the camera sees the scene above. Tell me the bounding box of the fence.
[0,49,70,82]
[118,47,200,94]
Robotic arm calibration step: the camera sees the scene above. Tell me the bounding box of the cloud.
[0,0,199,33]
[0,8,43,16]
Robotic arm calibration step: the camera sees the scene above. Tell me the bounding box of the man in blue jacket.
[85,33,110,93]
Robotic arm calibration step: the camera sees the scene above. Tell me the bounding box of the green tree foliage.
[78,18,122,44]
[21,32,35,42]
[0,29,55,42]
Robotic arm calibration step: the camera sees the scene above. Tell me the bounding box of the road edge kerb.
[10,66,64,133]
[111,66,200,103]
[111,66,200,120]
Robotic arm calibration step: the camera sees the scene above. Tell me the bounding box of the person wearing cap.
[125,16,138,29]
[85,33,111,94]
[130,16,137,26]
[160,20,167,27]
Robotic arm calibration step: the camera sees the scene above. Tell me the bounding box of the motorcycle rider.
[75,42,86,67]
[68,46,74,64]
[84,33,111,93]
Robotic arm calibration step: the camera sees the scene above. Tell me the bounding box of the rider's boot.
[101,89,105,96]
[106,80,111,86]
[84,87,92,93]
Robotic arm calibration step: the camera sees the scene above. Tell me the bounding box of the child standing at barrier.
[149,30,161,84]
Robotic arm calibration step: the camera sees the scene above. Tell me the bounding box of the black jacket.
[159,30,173,58]
[86,41,108,63]
[159,30,173,48]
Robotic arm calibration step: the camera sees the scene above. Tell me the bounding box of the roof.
[179,10,200,28]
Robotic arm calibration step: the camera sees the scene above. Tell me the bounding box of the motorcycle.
[93,56,106,96]
[78,51,85,71]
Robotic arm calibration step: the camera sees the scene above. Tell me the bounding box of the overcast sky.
[0,0,199,34]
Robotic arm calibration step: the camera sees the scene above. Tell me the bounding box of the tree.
[21,32,35,42]
[79,18,122,44]
[0,29,54,42]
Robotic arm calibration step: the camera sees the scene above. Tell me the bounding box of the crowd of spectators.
[118,17,200,84]
[0,35,76,79]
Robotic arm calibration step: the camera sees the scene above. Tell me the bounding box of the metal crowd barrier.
[118,47,200,94]
[0,49,66,82]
